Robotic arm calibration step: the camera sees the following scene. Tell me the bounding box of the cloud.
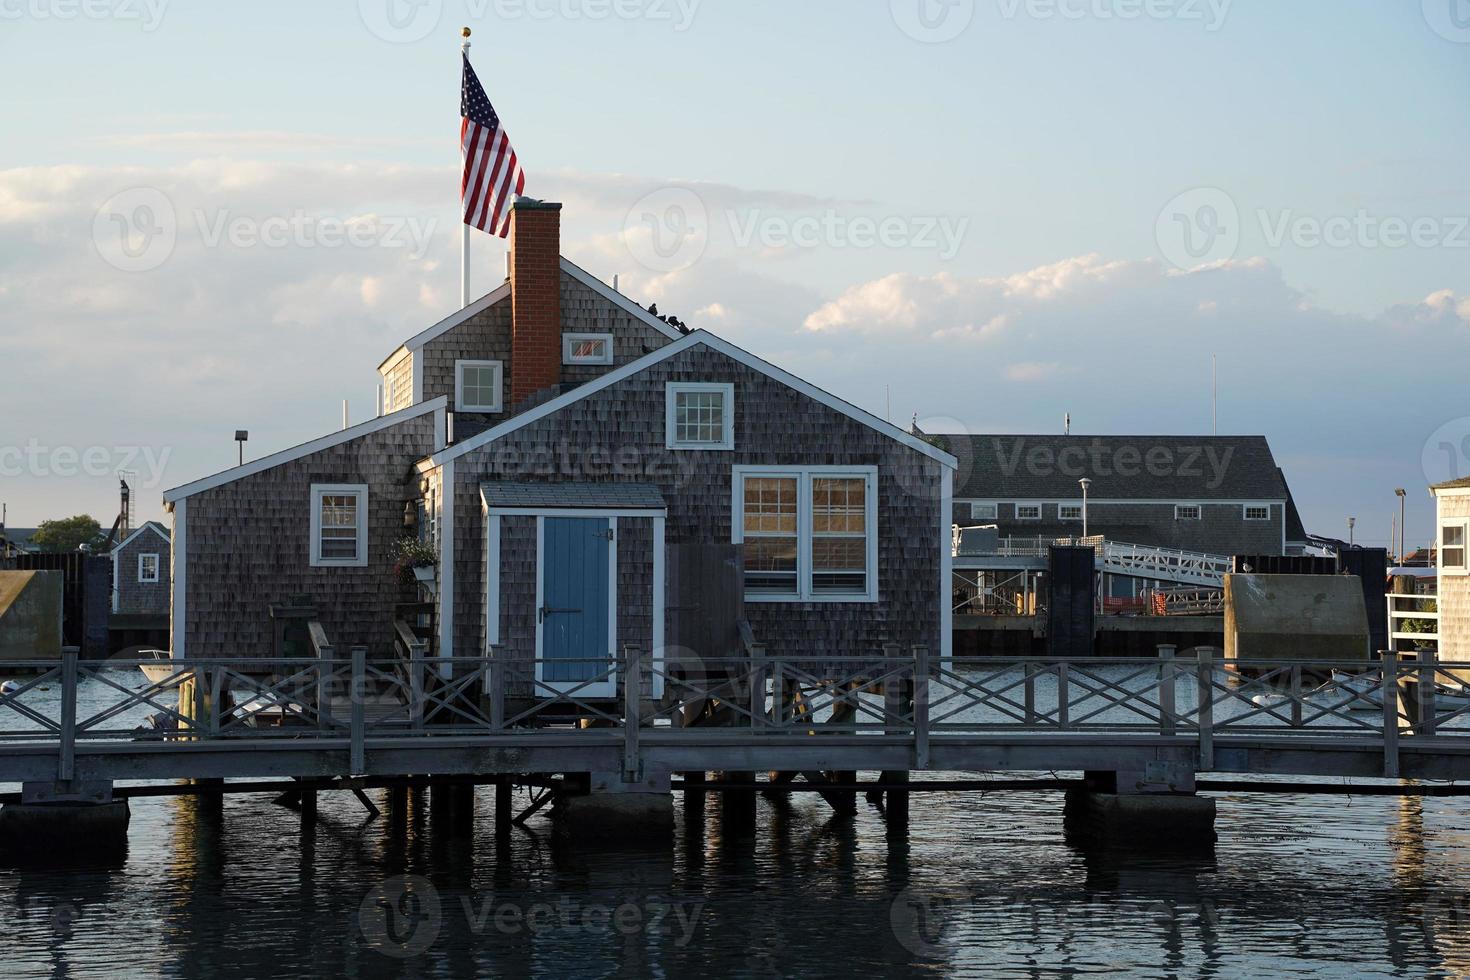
[1005,361,1062,382]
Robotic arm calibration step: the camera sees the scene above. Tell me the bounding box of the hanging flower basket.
[391,537,439,590]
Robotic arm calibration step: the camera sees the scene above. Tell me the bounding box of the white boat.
[138,649,180,684]
[1331,669,1470,713]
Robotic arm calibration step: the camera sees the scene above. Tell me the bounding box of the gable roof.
[375,258,685,373]
[162,397,448,506]
[1432,476,1470,492]
[114,521,169,552]
[431,330,957,468]
[934,434,1287,501]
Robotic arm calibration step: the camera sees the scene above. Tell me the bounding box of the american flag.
[461,53,525,238]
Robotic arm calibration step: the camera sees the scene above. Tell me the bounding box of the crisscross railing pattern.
[3,648,1470,784]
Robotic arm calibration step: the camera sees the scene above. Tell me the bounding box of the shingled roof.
[1432,476,1470,491]
[930,434,1290,501]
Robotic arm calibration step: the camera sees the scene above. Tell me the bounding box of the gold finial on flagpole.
[461,26,471,38]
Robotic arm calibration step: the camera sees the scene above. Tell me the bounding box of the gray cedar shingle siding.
[181,413,438,659]
[114,524,170,616]
[384,352,414,413]
[417,271,674,428]
[1438,494,1470,658]
[452,344,946,667]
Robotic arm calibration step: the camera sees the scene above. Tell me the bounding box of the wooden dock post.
[912,645,930,771]
[879,643,909,824]
[1383,651,1400,778]
[1158,644,1177,736]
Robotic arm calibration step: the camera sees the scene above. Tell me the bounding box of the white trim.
[563,332,614,366]
[1014,502,1043,521]
[558,258,684,341]
[172,498,186,659]
[114,521,169,552]
[486,510,501,647]
[941,467,953,666]
[412,355,424,405]
[137,552,161,584]
[534,514,619,698]
[968,502,998,521]
[111,548,120,614]
[732,464,879,603]
[438,457,456,667]
[486,506,667,518]
[1433,486,1470,498]
[455,359,504,413]
[665,381,735,451]
[432,331,957,469]
[163,397,449,503]
[1243,504,1272,521]
[309,484,369,567]
[652,514,665,699]
[957,497,1284,508]
[1174,504,1203,521]
[1055,503,1084,522]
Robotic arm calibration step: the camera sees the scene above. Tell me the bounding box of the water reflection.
[3,780,1470,977]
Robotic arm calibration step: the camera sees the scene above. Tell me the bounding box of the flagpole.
[460,27,472,310]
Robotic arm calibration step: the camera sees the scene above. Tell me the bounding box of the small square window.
[455,360,503,413]
[138,553,160,583]
[1176,505,1202,521]
[1244,506,1271,521]
[1015,504,1042,521]
[970,502,998,521]
[666,383,734,450]
[563,333,613,365]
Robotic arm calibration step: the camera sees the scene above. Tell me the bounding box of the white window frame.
[1243,505,1271,521]
[1014,502,1043,522]
[1057,503,1083,522]
[732,465,878,603]
[969,502,998,521]
[562,332,614,366]
[310,484,369,568]
[455,359,504,413]
[666,382,734,451]
[1440,519,1469,576]
[137,552,160,583]
[1175,504,1203,521]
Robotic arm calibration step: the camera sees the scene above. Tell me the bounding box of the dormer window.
[563,333,613,366]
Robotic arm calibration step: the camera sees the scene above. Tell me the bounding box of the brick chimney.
[509,199,562,406]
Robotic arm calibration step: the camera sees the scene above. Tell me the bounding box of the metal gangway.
[953,528,1231,589]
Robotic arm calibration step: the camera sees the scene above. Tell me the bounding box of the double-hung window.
[1441,521,1468,574]
[1243,505,1271,521]
[138,553,160,583]
[1057,504,1083,522]
[1175,504,1203,521]
[734,466,877,601]
[1014,503,1042,521]
[666,382,734,450]
[311,484,369,567]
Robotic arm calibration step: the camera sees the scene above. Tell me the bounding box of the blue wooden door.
[540,517,612,687]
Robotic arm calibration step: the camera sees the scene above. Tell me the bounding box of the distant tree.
[31,515,105,553]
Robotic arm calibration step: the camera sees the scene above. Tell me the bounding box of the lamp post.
[1395,488,1407,565]
[1079,477,1092,539]
[235,430,248,467]
[1347,517,1356,548]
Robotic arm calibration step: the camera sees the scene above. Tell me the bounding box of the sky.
[1,0,1468,551]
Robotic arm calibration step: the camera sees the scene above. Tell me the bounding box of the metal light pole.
[1395,488,1407,565]
[1079,477,1092,539]
[235,430,248,467]
[1347,517,1356,547]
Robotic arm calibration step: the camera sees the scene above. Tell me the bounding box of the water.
[4,780,1470,978]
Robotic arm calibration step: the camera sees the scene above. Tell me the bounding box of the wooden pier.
[1,648,1469,844]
